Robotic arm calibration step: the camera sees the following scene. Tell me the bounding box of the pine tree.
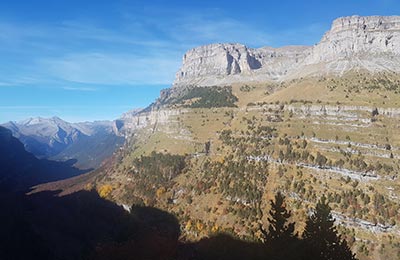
[261,192,296,245]
[302,196,357,260]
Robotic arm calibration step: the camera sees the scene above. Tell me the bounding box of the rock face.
[175,44,310,86]
[173,15,400,87]
[119,108,188,138]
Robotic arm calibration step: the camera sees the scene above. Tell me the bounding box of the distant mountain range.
[2,116,125,169]
[0,126,87,191]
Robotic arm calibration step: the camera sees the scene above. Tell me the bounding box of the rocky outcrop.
[120,108,190,139]
[311,15,400,60]
[299,15,400,77]
[173,15,400,87]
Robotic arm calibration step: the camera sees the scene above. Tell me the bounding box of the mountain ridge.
[174,15,400,87]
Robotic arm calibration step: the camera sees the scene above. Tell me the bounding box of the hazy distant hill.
[2,117,124,169]
[0,126,86,190]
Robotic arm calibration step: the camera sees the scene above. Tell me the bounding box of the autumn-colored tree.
[98,184,113,198]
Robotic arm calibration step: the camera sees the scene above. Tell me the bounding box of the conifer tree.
[303,196,357,260]
[261,192,296,245]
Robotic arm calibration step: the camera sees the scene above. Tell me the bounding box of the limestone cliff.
[173,15,400,87]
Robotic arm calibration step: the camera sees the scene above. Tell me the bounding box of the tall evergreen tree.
[302,196,357,260]
[261,192,296,245]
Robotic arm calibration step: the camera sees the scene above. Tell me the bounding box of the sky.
[0,0,399,123]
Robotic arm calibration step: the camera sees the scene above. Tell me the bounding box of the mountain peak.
[50,116,64,121]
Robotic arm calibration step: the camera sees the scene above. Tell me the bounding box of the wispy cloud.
[164,14,272,47]
[0,18,183,86]
[0,106,55,109]
[0,77,41,87]
[40,52,181,85]
[62,86,98,91]
[0,7,326,88]
[0,81,13,86]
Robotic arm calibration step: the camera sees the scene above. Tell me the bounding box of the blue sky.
[0,0,399,123]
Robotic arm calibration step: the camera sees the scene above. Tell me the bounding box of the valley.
[3,14,400,260]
